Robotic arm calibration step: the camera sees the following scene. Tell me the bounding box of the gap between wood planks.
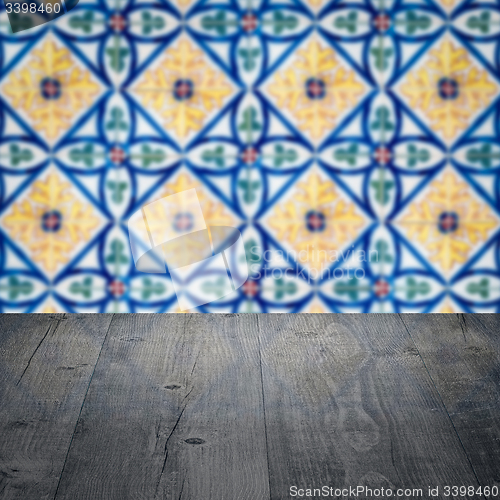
[52,313,116,500]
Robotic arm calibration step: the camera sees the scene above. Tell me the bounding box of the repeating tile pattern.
[0,0,499,312]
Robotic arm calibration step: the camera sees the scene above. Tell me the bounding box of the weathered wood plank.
[461,314,500,352]
[0,314,113,500]
[0,314,60,388]
[400,314,500,414]
[451,408,500,488]
[258,314,479,500]
[2,313,498,499]
[401,314,500,487]
[55,314,270,500]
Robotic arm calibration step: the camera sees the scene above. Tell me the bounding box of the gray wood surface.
[54,314,269,500]
[401,314,500,488]
[0,314,113,500]
[258,314,481,499]
[0,314,499,500]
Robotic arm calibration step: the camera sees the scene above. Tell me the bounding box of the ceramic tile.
[0,0,499,312]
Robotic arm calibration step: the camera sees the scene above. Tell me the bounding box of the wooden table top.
[0,314,499,499]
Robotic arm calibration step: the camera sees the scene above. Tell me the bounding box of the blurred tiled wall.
[0,0,499,312]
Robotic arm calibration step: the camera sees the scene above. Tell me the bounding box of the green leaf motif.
[405,277,430,300]
[201,11,227,35]
[238,107,261,132]
[8,13,33,32]
[201,277,228,296]
[202,146,226,167]
[466,12,490,33]
[238,48,260,71]
[238,180,261,203]
[334,144,359,166]
[106,46,130,72]
[371,106,394,132]
[371,178,394,205]
[334,12,358,33]
[467,278,490,299]
[106,107,128,131]
[467,144,493,169]
[70,277,93,299]
[107,181,128,203]
[273,144,297,167]
[407,144,430,167]
[404,11,431,35]
[370,46,393,70]
[69,11,95,33]
[139,144,165,168]
[243,238,261,264]
[141,11,165,35]
[373,240,393,263]
[272,11,298,34]
[334,277,360,301]
[70,144,95,167]
[140,278,166,300]
[9,144,33,166]
[274,277,297,300]
[4,276,33,300]
[106,239,129,264]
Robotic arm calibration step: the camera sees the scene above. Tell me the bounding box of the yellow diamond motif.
[399,40,498,141]
[2,39,102,142]
[133,38,235,142]
[265,169,367,271]
[1,170,102,274]
[265,39,367,143]
[396,170,499,273]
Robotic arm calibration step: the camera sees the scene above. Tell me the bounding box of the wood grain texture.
[1,313,499,500]
[0,314,113,500]
[400,314,500,414]
[451,408,500,487]
[54,314,270,500]
[258,314,479,500]
[401,314,500,487]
